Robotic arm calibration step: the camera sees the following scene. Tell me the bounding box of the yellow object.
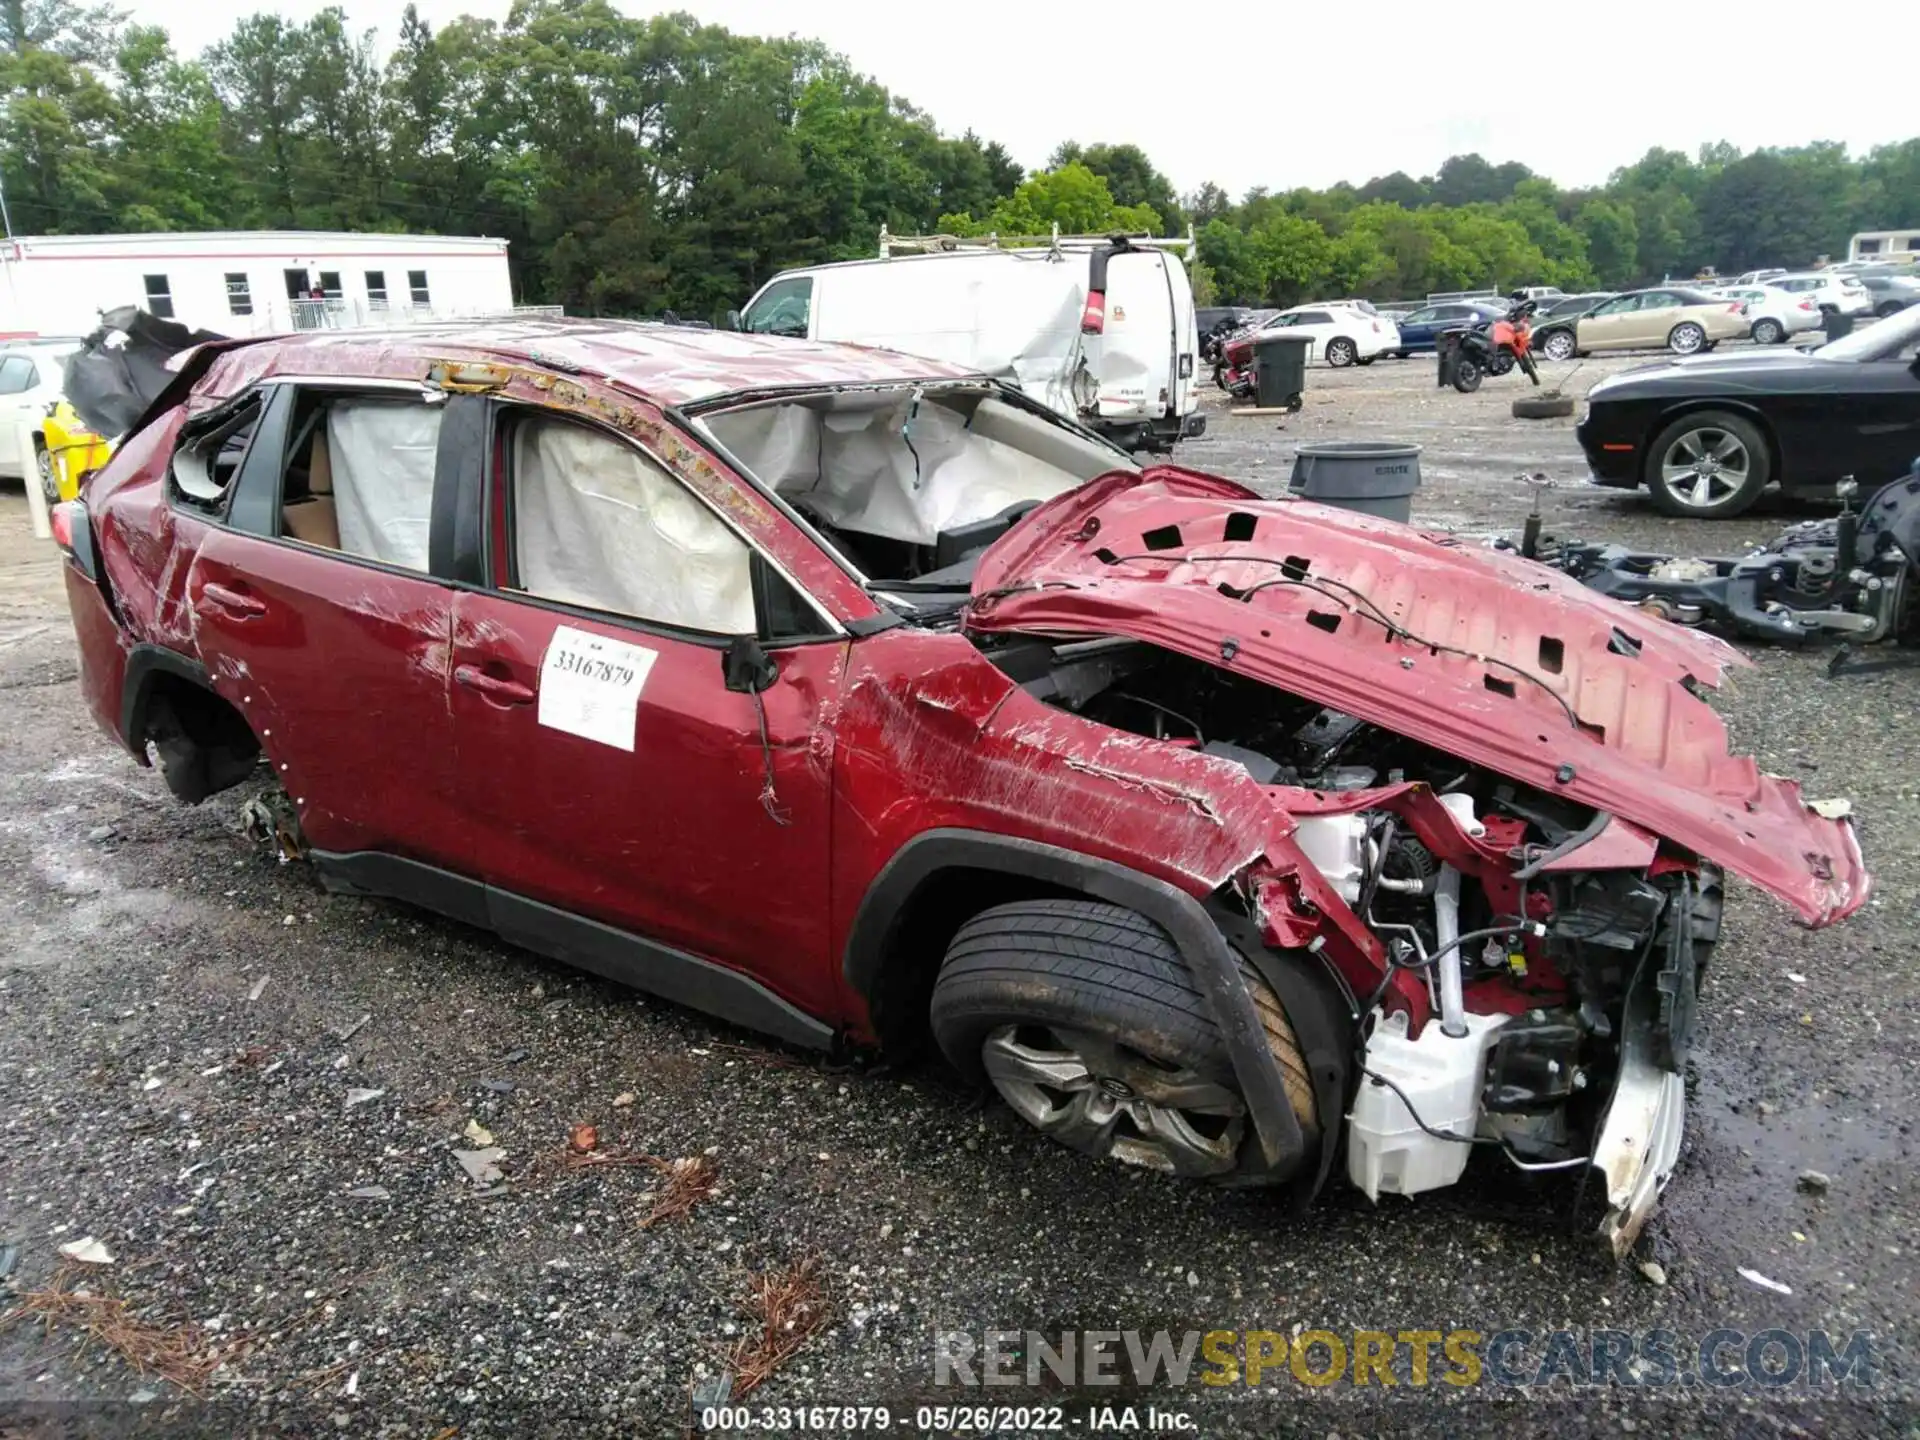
[40,401,112,503]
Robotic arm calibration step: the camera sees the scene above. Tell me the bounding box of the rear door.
[181,379,470,876]
[1101,250,1178,422]
[446,401,851,1020]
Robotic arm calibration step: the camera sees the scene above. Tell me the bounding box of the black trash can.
[1290,441,1422,523]
[1253,332,1310,410]
[1823,310,1854,343]
[1435,328,1468,388]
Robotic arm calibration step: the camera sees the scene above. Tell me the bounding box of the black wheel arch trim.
[119,644,216,760]
[844,828,1308,1180]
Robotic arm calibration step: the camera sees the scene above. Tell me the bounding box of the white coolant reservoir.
[1290,814,1370,901]
[1437,791,1486,839]
[1348,1009,1510,1200]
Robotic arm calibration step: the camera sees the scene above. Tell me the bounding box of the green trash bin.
[1253,332,1310,410]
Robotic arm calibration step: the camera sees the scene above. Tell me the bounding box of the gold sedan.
[1566,287,1751,356]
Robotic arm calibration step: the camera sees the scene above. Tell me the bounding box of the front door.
[182,381,467,870]
[448,406,847,1019]
[1578,294,1641,350]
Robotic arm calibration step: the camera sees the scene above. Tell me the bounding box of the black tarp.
[63,306,226,439]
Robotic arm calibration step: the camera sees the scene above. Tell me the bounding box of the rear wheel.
[1667,322,1707,355]
[1451,356,1484,393]
[1750,317,1784,345]
[1876,301,1905,319]
[1646,410,1769,517]
[929,898,1317,1185]
[1324,337,1357,368]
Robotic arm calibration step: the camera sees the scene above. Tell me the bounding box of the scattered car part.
[1513,394,1575,420]
[1505,467,1920,647]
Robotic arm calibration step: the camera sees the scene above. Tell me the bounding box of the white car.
[1254,304,1398,366]
[1712,284,1824,344]
[1732,268,1788,286]
[1767,272,1873,317]
[0,341,78,498]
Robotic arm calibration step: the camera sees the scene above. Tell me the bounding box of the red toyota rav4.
[55,321,1867,1251]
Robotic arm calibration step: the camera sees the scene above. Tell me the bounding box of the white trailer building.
[0,230,519,340]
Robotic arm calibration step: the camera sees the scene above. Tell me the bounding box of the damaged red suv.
[56,321,1868,1253]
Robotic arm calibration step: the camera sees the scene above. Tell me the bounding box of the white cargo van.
[734,234,1203,452]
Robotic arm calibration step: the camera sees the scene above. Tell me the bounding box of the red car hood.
[968,471,1868,926]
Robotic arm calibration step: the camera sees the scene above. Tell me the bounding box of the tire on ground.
[1512,395,1575,420]
[928,897,1317,1180]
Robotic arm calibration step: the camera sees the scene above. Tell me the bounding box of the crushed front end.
[966,470,1870,1251]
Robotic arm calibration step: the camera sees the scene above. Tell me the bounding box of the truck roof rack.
[878,223,1195,262]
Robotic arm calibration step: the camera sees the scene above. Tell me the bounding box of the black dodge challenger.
[1575,306,1920,517]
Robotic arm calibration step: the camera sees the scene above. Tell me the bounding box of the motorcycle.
[1214,328,1260,400]
[1205,317,1255,392]
[1448,297,1540,393]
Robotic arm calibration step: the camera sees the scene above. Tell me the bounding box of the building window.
[143,274,174,319]
[318,271,343,299]
[408,270,430,306]
[225,273,253,316]
[365,270,387,305]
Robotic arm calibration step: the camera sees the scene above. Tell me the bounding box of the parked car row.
[0,338,79,501]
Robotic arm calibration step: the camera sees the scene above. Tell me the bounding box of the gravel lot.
[1,353,1915,1436]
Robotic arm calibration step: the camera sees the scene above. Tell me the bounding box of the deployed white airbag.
[327,400,441,571]
[708,395,1090,547]
[514,420,754,634]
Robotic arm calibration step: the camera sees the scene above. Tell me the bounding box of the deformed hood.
[968,471,1868,925]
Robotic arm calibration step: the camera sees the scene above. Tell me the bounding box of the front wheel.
[1324,337,1357,368]
[929,898,1318,1185]
[1452,356,1484,393]
[1646,410,1770,517]
[1541,329,1577,361]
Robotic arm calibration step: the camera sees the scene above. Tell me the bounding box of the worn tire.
[929,898,1316,1184]
[1645,410,1770,518]
[1324,337,1357,367]
[1512,394,1575,420]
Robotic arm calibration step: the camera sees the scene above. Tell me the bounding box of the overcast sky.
[134,0,1916,199]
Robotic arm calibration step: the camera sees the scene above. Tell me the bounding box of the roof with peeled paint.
[229,318,976,407]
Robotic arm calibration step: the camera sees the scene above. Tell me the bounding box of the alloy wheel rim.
[1661,428,1749,508]
[1755,320,1780,344]
[1546,333,1574,359]
[1328,341,1353,366]
[1672,324,1704,353]
[981,1023,1245,1178]
[37,448,56,504]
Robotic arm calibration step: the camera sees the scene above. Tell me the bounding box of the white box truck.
[734,232,1203,453]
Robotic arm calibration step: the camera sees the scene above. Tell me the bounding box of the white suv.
[1767,272,1873,317]
[0,341,79,500]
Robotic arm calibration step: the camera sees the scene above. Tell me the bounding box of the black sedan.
[1575,306,1920,517]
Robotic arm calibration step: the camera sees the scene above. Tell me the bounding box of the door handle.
[203,581,267,617]
[454,663,535,706]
